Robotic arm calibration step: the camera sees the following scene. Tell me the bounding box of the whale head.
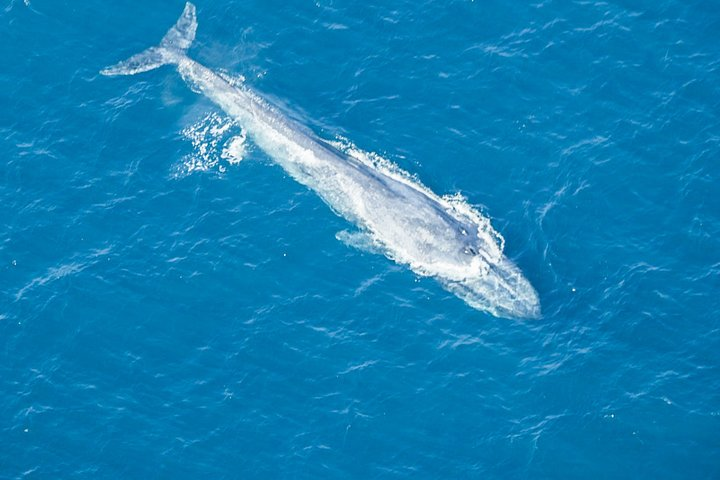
[441,254,541,319]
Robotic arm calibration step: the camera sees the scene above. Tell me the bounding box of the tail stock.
[101,2,197,76]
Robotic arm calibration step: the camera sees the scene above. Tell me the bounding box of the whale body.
[102,3,540,318]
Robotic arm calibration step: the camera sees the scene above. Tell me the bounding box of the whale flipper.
[101,2,197,76]
[336,230,383,255]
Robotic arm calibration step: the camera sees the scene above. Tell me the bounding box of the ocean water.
[2,0,719,477]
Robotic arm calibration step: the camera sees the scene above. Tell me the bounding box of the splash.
[222,132,247,165]
[175,112,247,176]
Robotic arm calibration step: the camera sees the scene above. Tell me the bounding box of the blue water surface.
[2,0,719,478]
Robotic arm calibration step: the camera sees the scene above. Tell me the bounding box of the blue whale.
[102,3,540,318]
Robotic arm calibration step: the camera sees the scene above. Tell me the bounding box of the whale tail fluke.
[159,2,197,51]
[101,2,197,76]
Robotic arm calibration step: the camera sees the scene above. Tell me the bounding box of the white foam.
[175,112,246,176]
[222,132,248,165]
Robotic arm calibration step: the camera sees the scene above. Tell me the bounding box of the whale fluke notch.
[100,2,197,76]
